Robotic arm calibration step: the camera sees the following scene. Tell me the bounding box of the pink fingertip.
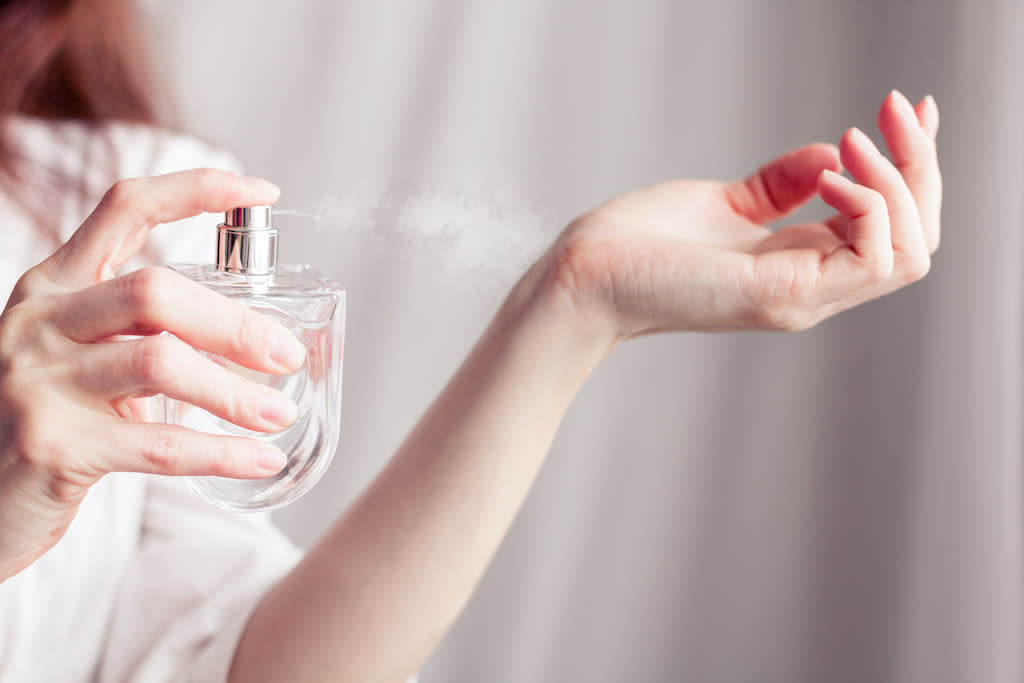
[268,324,307,371]
[820,168,851,188]
[847,127,881,157]
[889,89,919,126]
[924,95,940,138]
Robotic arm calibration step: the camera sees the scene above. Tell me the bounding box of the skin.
[0,91,940,681]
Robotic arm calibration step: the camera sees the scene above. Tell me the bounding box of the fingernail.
[259,391,298,429]
[924,94,940,139]
[821,168,852,186]
[849,127,881,156]
[889,89,918,125]
[240,176,282,198]
[255,445,288,474]
[268,325,306,370]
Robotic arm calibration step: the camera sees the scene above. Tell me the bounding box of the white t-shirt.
[0,118,301,682]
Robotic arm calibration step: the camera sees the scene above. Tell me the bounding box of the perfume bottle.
[165,206,345,512]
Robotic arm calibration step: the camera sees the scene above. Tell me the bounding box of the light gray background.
[144,1,1023,681]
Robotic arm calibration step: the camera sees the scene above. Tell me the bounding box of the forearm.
[229,259,613,682]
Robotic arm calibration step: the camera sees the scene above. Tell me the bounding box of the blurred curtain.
[146,0,1023,681]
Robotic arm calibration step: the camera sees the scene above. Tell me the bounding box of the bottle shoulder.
[165,263,344,298]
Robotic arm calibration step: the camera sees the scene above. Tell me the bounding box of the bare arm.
[230,255,608,682]
[229,91,941,682]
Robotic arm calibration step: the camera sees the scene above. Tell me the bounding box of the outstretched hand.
[549,90,941,340]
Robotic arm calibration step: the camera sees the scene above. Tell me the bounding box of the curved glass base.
[161,281,345,512]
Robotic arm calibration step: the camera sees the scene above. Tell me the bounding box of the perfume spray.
[165,206,345,512]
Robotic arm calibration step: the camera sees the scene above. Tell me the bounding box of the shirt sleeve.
[94,126,302,682]
[96,476,301,683]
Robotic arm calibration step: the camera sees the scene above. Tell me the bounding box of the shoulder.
[99,120,244,179]
[6,116,243,187]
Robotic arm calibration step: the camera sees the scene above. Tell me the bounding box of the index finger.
[38,168,281,290]
[52,266,306,374]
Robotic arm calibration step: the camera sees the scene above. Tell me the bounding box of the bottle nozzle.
[217,205,278,275]
[224,206,273,229]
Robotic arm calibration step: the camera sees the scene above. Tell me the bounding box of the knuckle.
[0,302,55,375]
[9,269,51,302]
[0,372,37,412]
[903,252,932,283]
[0,407,91,500]
[44,475,89,507]
[864,188,887,214]
[120,267,172,323]
[130,335,181,387]
[234,308,268,356]
[101,178,143,208]
[0,309,30,360]
[141,430,234,477]
[10,412,62,470]
[226,379,254,423]
[139,430,185,474]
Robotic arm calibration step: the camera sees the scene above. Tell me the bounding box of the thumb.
[723,143,841,224]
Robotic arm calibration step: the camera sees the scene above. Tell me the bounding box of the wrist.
[501,246,621,386]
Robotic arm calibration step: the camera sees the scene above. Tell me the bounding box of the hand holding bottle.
[0,169,302,580]
[540,90,940,346]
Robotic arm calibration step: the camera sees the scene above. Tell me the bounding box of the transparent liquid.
[164,264,345,512]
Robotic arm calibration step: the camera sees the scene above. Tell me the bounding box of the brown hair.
[0,0,166,242]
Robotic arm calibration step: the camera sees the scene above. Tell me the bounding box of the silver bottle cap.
[217,205,278,274]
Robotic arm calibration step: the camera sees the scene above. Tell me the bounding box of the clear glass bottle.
[164,206,345,512]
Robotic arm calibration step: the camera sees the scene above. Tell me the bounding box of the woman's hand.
[550,90,941,343]
[0,169,304,581]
